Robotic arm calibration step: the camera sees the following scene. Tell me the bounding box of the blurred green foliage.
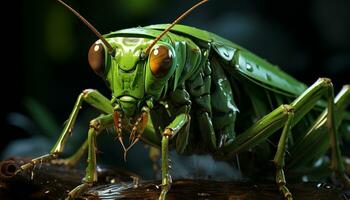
[120,0,160,16]
[44,5,75,61]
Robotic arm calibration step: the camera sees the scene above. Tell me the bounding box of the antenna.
[57,0,114,54]
[144,0,209,55]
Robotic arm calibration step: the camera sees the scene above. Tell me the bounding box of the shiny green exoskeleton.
[18,1,350,200]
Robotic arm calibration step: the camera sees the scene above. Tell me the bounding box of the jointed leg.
[51,89,113,154]
[289,85,350,186]
[273,105,294,200]
[18,89,113,172]
[159,113,190,200]
[66,114,114,199]
[52,138,88,167]
[311,84,349,187]
[52,121,105,167]
[159,133,171,200]
[223,78,350,199]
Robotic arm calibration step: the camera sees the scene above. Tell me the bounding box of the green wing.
[145,24,307,97]
[106,24,307,97]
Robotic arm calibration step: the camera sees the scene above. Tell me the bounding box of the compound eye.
[150,45,173,78]
[88,43,105,76]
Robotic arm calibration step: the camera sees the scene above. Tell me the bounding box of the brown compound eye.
[150,45,173,78]
[88,43,105,76]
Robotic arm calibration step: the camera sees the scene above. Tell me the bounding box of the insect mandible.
[17,0,350,200]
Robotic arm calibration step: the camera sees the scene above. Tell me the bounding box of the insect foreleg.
[18,89,113,172]
[159,112,190,200]
[52,138,89,167]
[51,89,113,154]
[66,114,114,200]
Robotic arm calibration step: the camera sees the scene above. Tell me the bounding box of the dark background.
[1,0,349,178]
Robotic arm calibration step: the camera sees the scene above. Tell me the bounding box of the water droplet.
[325,184,332,189]
[223,51,229,57]
[204,50,208,57]
[302,176,308,182]
[246,63,253,71]
[266,73,272,81]
[31,170,34,180]
[235,64,240,69]
[197,192,211,197]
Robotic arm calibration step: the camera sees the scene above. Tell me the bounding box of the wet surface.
[0,158,349,200]
[83,179,348,200]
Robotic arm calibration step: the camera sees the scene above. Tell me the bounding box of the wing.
[146,24,307,97]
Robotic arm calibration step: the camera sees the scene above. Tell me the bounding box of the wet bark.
[0,158,348,200]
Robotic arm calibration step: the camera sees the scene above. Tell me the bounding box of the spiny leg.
[66,114,114,200]
[323,85,350,187]
[160,133,171,200]
[291,81,350,187]
[289,85,350,187]
[126,108,149,150]
[273,105,294,200]
[274,82,350,193]
[159,113,190,200]
[155,87,190,199]
[289,85,350,167]
[114,107,149,161]
[51,138,88,167]
[69,104,152,166]
[223,78,350,198]
[18,89,113,172]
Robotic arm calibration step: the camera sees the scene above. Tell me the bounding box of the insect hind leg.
[223,78,350,199]
[273,105,294,200]
[289,84,350,187]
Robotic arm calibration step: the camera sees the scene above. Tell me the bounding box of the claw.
[16,154,58,180]
[124,138,140,161]
[20,154,57,172]
[113,111,122,134]
[129,113,144,143]
[114,109,149,162]
[159,174,172,200]
[131,175,140,188]
[65,182,92,200]
[18,162,33,174]
[124,111,148,161]
[113,111,127,153]
[117,136,127,152]
[129,125,137,142]
[139,111,148,133]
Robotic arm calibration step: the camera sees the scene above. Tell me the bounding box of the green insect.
[17,0,350,199]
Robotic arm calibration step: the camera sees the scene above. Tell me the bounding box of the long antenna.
[144,0,209,55]
[57,0,114,54]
